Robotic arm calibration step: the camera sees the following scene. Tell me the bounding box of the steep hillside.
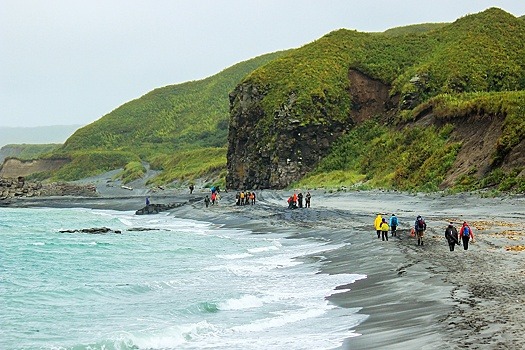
[227,8,525,191]
[43,51,287,184]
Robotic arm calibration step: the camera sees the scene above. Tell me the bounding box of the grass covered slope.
[242,7,525,130]
[47,51,286,183]
[229,8,525,192]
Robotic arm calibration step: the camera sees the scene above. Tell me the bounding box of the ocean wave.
[218,294,264,310]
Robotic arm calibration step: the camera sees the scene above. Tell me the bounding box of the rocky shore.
[0,177,97,200]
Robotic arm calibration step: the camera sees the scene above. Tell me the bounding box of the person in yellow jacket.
[374,213,383,239]
[380,218,390,241]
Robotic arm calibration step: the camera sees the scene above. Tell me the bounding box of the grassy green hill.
[382,23,449,36]
[46,51,287,185]
[229,7,525,192]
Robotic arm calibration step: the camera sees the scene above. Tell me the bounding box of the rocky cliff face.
[226,70,392,190]
[0,158,69,178]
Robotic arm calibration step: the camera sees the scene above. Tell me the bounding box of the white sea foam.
[247,245,280,253]
[233,306,328,332]
[218,294,264,310]
[216,252,253,260]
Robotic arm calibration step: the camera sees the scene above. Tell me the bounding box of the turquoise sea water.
[0,207,366,350]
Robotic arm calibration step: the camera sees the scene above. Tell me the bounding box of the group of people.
[445,221,475,251]
[204,186,221,207]
[373,213,475,250]
[373,213,399,241]
[235,191,256,205]
[287,191,311,209]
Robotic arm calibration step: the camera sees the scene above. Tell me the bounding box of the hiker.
[145,197,150,206]
[374,213,383,239]
[414,215,427,246]
[189,184,194,194]
[305,191,311,208]
[380,218,389,241]
[459,221,475,250]
[444,222,459,251]
[287,196,297,209]
[211,192,217,205]
[389,214,399,237]
[240,191,245,205]
[250,191,256,205]
[204,195,210,208]
[235,192,240,205]
[297,192,303,208]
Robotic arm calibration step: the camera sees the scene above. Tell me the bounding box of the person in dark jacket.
[414,215,427,246]
[444,222,459,251]
[297,192,303,208]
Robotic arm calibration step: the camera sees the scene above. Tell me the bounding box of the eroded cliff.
[226,70,394,189]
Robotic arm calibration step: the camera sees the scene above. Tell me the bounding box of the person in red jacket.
[459,221,475,250]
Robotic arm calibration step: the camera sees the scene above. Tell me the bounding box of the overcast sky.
[1,0,524,128]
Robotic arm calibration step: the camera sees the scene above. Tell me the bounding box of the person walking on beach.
[189,184,194,194]
[145,197,150,206]
[414,215,427,246]
[389,214,399,237]
[240,191,245,205]
[297,192,303,208]
[380,218,389,241]
[305,191,311,208]
[204,195,210,208]
[374,213,383,239]
[444,222,459,251]
[459,221,475,250]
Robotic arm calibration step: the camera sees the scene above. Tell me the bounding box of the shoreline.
[3,189,525,349]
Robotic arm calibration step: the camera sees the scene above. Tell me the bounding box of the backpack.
[463,226,470,237]
[417,218,425,230]
[391,216,398,226]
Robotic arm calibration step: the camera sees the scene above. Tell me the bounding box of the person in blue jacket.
[389,214,399,237]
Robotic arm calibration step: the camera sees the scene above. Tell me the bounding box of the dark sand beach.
[3,187,525,349]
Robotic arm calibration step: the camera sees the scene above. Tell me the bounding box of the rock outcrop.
[226,70,394,190]
[0,177,97,200]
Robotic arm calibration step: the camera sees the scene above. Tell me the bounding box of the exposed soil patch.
[348,69,393,123]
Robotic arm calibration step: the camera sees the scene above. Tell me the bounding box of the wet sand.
[3,188,525,349]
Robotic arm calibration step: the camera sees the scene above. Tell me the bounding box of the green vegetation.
[148,148,227,188]
[116,161,146,184]
[245,8,525,125]
[295,121,461,192]
[242,8,525,192]
[52,151,139,181]
[48,51,286,183]
[407,91,525,164]
[382,23,449,36]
